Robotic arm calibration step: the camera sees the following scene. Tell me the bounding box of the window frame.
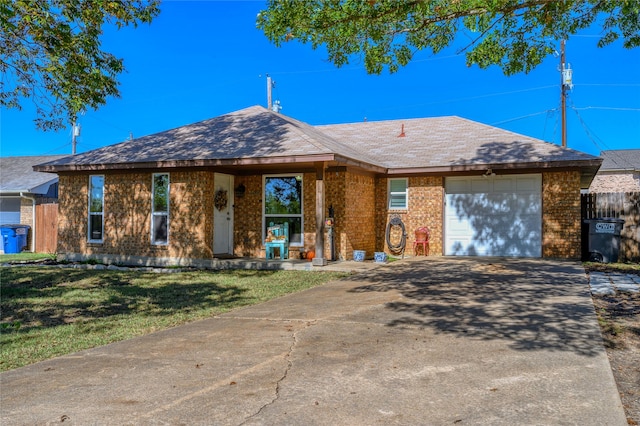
[151,173,170,246]
[88,175,105,243]
[388,178,408,210]
[262,174,304,247]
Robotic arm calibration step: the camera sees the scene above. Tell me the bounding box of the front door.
[213,173,234,256]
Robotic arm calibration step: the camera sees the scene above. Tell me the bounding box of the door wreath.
[214,189,228,211]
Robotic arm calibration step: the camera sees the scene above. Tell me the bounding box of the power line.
[577,83,640,88]
[568,99,611,153]
[367,85,557,113]
[571,106,640,112]
[491,108,557,126]
[41,142,71,155]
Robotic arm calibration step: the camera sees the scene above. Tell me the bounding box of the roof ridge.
[317,115,462,128]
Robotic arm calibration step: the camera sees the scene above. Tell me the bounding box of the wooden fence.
[581,192,639,262]
[35,203,58,254]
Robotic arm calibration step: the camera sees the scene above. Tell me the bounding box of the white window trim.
[262,174,304,247]
[151,173,170,246]
[88,175,104,243]
[388,178,408,210]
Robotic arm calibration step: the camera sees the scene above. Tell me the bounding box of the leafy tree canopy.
[257,0,640,75]
[0,0,160,131]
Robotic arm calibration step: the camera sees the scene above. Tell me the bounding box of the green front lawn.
[0,252,56,263]
[584,261,640,275]
[0,267,348,371]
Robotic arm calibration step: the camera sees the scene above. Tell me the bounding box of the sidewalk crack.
[241,320,315,424]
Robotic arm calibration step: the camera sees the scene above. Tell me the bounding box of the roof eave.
[33,154,344,173]
[0,190,33,196]
[386,159,602,183]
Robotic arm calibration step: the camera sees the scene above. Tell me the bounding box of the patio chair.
[413,226,430,256]
[265,222,289,260]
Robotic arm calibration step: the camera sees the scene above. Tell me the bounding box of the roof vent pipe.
[398,124,406,137]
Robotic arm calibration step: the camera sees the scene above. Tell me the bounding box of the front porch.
[55,252,386,273]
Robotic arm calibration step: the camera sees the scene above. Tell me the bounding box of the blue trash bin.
[1,226,20,254]
[0,224,30,254]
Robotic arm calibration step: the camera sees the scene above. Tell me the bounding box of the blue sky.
[1,0,639,158]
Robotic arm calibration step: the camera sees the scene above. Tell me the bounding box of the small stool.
[265,241,287,260]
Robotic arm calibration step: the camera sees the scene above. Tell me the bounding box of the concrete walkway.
[0,258,627,425]
[589,271,640,295]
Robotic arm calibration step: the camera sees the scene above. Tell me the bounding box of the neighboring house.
[589,149,640,193]
[34,106,602,267]
[0,155,67,252]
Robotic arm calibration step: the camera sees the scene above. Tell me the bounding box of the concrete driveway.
[0,258,626,425]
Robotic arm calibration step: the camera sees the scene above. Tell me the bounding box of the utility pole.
[559,40,573,148]
[267,74,273,110]
[71,120,80,155]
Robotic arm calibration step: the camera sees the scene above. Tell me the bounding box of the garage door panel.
[447,179,470,194]
[445,174,541,257]
[516,176,540,191]
[470,179,492,193]
[514,194,542,214]
[493,178,514,192]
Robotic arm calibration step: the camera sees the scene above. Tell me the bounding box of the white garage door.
[445,174,542,257]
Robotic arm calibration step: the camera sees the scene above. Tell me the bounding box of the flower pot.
[374,252,387,263]
[353,250,365,262]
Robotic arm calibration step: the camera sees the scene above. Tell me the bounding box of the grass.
[0,252,56,263]
[0,267,348,372]
[583,261,640,276]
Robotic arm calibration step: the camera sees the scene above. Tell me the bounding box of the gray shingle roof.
[0,155,67,193]
[317,116,598,170]
[36,106,374,170]
[599,150,640,171]
[34,105,600,176]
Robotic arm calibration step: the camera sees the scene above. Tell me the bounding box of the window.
[264,175,303,246]
[88,175,104,241]
[152,173,169,245]
[388,178,408,210]
[0,197,21,225]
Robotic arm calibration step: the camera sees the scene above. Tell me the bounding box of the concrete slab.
[612,274,640,293]
[589,272,615,295]
[0,258,626,425]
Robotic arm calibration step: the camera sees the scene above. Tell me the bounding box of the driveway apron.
[1,258,626,425]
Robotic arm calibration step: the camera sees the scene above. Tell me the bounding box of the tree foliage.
[257,0,640,75]
[0,0,160,131]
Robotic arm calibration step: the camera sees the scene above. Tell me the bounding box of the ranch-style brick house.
[34,105,602,267]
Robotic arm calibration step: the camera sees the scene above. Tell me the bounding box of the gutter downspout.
[20,192,36,252]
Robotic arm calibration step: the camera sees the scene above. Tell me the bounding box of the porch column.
[312,162,327,266]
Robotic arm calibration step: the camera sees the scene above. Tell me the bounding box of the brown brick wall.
[57,173,87,254]
[302,172,317,256]
[375,176,444,257]
[56,169,583,263]
[232,172,317,259]
[325,170,376,260]
[168,171,215,259]
[233,175,264,257]
[542,171,582,259]
[232,170,376,261]
[589,172,640,193]
[19,198,33,228]
[57,171,215,260]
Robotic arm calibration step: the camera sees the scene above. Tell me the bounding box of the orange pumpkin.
[306,250,315,261]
